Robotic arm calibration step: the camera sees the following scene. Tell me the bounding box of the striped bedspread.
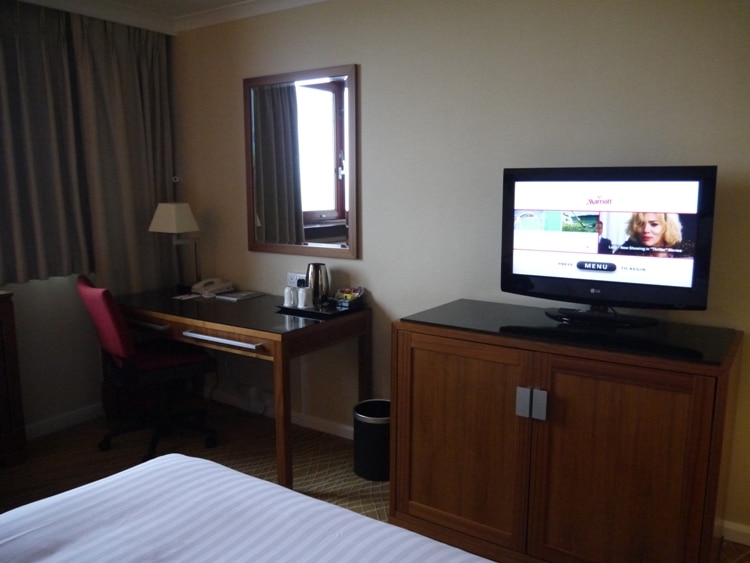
[0,454,489,562]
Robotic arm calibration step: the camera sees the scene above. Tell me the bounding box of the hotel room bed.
[0,453,489,562]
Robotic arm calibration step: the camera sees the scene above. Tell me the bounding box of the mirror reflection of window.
[295,78,347,225]
[297,85,336,211]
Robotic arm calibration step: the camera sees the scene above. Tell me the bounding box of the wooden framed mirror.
[244,64,359,259]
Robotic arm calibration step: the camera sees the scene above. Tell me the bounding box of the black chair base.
[99,407,218,461]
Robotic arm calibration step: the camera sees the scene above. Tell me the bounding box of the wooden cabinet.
[390,300,742,563]
[0,291,25,465]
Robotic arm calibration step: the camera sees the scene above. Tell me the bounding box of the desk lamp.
[149,202,201,286]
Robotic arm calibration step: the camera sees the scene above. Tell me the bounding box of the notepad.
[172,293,200,300]
[215,291,264,302]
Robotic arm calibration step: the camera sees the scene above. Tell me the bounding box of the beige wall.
[6,277,102,436]
[171,0,750,533]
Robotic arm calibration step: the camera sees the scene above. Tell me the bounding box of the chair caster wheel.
[205,434,218,448]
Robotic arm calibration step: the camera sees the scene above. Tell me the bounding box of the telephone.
[191,278,235,297]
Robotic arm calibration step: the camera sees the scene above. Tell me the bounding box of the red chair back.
[76,275,136,361]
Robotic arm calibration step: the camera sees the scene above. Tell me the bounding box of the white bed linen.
[0,454,490,562]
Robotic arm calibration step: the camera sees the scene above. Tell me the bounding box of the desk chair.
[76,275,217,460]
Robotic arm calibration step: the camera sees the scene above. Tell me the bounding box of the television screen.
[501,166,717,326]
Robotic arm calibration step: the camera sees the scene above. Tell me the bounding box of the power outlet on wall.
[286,271,306,287]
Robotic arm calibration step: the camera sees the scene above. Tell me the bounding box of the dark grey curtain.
[252,83,304,245]
[0,1,175,293]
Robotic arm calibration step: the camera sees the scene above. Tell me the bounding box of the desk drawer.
[179,326,274,358]
[126,314,276,360]
[127,315,174,334]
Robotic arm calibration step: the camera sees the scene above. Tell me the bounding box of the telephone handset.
[191,278,235,297]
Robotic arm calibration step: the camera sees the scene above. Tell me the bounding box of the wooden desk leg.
[274,351,293,488]
[358,309,373,401]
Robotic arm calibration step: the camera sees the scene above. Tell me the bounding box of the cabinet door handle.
[531,389,548,421]
[516,387,532,418]
[515,387,548,420]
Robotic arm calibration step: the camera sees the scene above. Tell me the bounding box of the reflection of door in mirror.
[244,65,359,260]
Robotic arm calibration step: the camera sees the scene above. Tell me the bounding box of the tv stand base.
[545,307,659,329]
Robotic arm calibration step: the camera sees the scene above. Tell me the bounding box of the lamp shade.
[148,203,199,234]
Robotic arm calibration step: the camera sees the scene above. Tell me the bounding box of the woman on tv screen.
[614,212,694,258]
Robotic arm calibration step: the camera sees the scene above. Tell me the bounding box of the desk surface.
[119,291,332,334]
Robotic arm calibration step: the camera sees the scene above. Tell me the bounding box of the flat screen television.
[500,166,718,328]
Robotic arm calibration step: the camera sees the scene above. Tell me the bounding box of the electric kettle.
[306,263,330,306]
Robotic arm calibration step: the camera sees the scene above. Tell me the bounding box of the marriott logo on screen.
[587,197,612,205]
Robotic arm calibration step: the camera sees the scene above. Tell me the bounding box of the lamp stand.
[173,234,201,285]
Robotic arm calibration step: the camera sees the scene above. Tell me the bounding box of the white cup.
[283,286,296,307]
[297,287,312,308]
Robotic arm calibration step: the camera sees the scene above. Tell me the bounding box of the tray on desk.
[277,302,359,320]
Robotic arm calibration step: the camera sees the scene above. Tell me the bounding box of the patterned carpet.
[0,401,389,520]
[724,540,750,563]
[1,402,748,562]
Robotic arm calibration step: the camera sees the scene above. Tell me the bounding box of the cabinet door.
[528,355,715,563]
[0,293,25,465]
[393,330,533,553]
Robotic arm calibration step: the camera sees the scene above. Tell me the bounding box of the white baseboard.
[723,520,750,546]
[291,412,353,441]
[209,389,354,440]
[25,403,103,440]
[209,387,267,416]
[24,395,355,442]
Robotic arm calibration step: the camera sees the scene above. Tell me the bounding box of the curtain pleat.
[0,3,92,283]
[69,15,175,292]
[252,83,304,245]
[0,1,175,293]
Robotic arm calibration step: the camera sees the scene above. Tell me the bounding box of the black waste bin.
[353,399,390,481]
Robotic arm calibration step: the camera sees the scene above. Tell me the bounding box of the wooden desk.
[118,291,372,489]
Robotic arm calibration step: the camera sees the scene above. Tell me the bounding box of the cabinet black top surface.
[401,299,739,365]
